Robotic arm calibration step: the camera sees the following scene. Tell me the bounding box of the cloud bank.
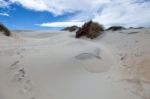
[39,22,84,27]
[1,0,150,27]
[0,12,9,16]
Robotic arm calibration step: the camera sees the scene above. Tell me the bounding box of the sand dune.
[0,29,150,99]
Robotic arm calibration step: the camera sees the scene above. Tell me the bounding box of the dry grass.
[107,26,125,31]
[62,25,79,32]
[0,23,11,36]
[76,20,104,39]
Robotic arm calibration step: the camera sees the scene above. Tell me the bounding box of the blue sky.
[0,4,76,30]
[0,0,150,30]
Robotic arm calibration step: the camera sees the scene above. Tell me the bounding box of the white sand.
[0,29,150,99]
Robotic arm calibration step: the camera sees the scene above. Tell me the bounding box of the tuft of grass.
[76,20,104,39]
[62,25,79,32]
[135,27,144,29]
[0,23,11,36]
[107,26,125,31]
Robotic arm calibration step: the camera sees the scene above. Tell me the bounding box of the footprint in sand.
[13,68,34,94]
[75,48,113,73]
[10,48,25,70]
[10,60,20,69]
[118,56,150,98]
[75,48,101,60]
[9,56,34,95]
[15,68,26,82]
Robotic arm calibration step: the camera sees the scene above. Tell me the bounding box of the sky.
[0,0,150,30]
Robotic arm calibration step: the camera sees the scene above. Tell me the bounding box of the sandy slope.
[0,29,150,99]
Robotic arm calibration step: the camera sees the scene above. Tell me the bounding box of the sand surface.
[0,29,150,99]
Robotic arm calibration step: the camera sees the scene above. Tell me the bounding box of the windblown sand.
[0,29,150,99]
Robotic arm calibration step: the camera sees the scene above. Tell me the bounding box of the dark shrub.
[135,27,144,29]
[107,26,125,31]
[76,20,104,39]
[0,23,11,36]
[62,25,79,32]
[129,27,134,29]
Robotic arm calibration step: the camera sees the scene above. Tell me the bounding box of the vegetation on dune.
[62,25,80,32]
[0,23,11,36]
[129,27,145,29]
[135,27,144,29]
[129,27,134,29]
[107,26,125,31]
[76,20,104,39]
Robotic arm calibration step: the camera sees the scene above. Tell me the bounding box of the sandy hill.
[0,28,150,99]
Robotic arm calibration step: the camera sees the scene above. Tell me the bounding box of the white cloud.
[1,0,150,27]
[0,0,10,8]
[0,13,9,16]
[93,0,150,27]
[38,21,84,27]
[9,0,110,16]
